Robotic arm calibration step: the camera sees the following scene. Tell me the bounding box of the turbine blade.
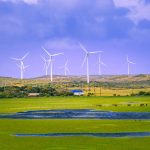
[81,55,87,67]
[129,61,135,64]
[22,52,29,60]
[24,65,30,70]
[101,62,106,66]
[23,63,29,69]
[127,55,135,64]
[79,42,88,53]
[48,59,52,64]
[126,55,129,62]
[52,53,63,57]
[41,56,46,62]
[42,47,51,56]
[89,51,103,54]
[65,60,68,65]
[66,67,70,73]
[16,64,21,69]
[11,57,21,61]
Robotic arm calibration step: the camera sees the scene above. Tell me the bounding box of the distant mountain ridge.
[0,74,150,87]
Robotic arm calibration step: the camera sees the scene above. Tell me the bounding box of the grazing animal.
[96,104,102,107]
[112,104,118,107]
[140,104,144,107]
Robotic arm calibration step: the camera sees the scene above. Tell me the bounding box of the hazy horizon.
[1,74,149,80]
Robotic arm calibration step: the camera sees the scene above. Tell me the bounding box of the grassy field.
[0,119,150,150]
[0,96,150,150]
[0,96,150,113]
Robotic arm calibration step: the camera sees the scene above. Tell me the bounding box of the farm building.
[28,93,40,97]
[70,89,84,96]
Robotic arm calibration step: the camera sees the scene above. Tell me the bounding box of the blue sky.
[0,0,150,78]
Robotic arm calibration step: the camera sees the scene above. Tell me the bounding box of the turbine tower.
[98,54,106,76]
[42,47,63,82]
[41,56,50,76]
[127,55,135,76]
[11,52,29,80]
[79,43,103,84]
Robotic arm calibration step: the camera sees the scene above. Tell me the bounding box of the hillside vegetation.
[0,75,150,87]
[0,75,150,97]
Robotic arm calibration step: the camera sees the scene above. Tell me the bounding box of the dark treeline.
[0,85,73,98]
[131,91,150,96]
[0,81,150,98]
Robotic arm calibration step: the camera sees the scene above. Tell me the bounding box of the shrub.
[131,91,150,96]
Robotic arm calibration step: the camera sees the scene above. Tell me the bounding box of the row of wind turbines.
[11,43,135,84]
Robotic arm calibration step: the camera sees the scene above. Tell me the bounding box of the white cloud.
[44,38,78,51]
[0,0,38,5]
[23,0,38,4]
[113,0,150,22]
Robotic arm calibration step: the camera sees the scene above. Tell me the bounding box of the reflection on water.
[0,109,150,119]
[15,132,150,138]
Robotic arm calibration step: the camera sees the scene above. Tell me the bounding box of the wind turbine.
[60,60,70,76]
[41,56,50,76]
[98,54,106,76]
[79,42,103,84]
[42,47,63,82]
[11,52,29,80]
[127,55,135,76]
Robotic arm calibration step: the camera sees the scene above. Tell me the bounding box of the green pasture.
[0,119,150,150]
[0,96,150,113]
[0,96,150,150]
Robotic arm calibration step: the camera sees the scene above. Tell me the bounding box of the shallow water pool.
[0,109,150,119]
[14,132,150,138]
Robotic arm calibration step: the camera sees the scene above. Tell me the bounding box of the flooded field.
[14,132,150,138]
[1,109,150,119]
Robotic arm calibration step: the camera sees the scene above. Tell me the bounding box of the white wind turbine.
[98,54,106,75]
[60,60,70,76]
[42,47,63,82]
[11,52,29,80]
[127,55,135,76]
[41,56,50,76]
[79,43,103,84]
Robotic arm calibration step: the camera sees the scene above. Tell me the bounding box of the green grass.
[0,96,150,113]
[1,119,150,133]
[0,119,150,150]
[1,134,150,150]
[1,96,150,150]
